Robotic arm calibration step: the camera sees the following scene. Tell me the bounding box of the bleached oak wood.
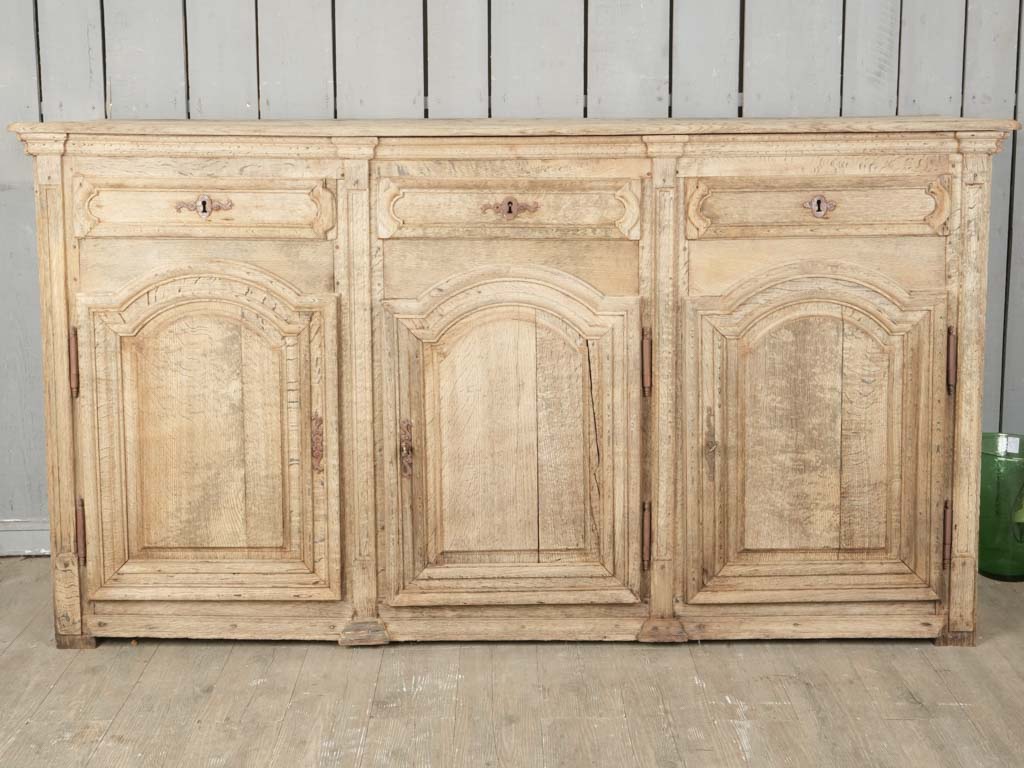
[10,118,1013,645]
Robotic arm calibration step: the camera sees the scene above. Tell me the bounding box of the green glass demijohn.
[979,433,1024,581]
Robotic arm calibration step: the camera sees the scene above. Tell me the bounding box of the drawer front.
[377,177,642,240]
[73,176,336,239]
[685,174,952,240]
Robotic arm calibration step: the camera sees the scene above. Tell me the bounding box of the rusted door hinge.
[68,327,80,398]
[641,501,652,571]
[946,326,958,396]
[75,498,86,566]
[942,499,952,570]
[641,327,652,397]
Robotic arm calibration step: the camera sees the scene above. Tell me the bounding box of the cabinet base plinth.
[637,618,688,643]
[339,619,390,646]
[55,632,98,649]
[934,629,976,647]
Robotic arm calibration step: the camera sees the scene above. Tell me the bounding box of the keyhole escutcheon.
[480,196,541,221]
[803,193,837,219]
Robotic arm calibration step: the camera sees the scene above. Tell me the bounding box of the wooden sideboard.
[11,117,1016,648]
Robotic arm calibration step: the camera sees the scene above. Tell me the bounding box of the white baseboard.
[0,521,50,556]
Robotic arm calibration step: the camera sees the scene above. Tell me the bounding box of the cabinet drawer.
[377,176,642,240]
[73,176,336,239]
[684,174,952,240]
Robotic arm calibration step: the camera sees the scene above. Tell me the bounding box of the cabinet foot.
[934,629,975,647]
[637,618,688,643]
[339,619,390,646]
[55,633,98,650]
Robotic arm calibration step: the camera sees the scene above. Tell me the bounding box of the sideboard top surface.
[9,116,1019,140]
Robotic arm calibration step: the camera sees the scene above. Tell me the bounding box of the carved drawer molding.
[685,174,952,240]
[73,175,337,240]
[377,176,642,240]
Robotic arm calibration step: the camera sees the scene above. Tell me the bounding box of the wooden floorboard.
[1,556,1023,767]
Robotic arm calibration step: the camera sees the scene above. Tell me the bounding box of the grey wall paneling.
[588,0,670,118]
[0,0,47,554]
[6,2,1024,551]
[842,0,901,116]
[186,0,259,119]
[104,0,188,118]
[491,0,585,118]
[743,0,844,117]
[37,0,105,120]
[336,0,424,118]
[898,0,966,115]
[963,0,1021,433]
[257,0,334,118]
[427,0,488,118]
[671,0,740,118]
[1003,6,1024,434]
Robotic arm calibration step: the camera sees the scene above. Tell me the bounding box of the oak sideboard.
[10,117,1016,648]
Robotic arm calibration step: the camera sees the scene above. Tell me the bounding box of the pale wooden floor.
[1,557,1023,767]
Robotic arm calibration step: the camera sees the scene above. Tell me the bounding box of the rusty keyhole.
[506,200,515,215]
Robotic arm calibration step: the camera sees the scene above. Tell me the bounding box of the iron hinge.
[641,501,652,571]
[942,499,953,570]
[946,326,958,395]
[75,498,86,566]
[68,326,80,398]
[641,327,652,397]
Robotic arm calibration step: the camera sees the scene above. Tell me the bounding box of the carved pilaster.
[942,132,1005,645]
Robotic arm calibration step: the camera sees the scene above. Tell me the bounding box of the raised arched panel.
[685,269,948,605]
[382,268,641,606]
[77,264,341,601]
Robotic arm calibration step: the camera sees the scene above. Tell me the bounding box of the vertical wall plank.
[37,0,105,120]
[105,0,187,118]
[0,0,48,553]
[672,0,740,118]
[258,0,334,118]
[1002,10,1024,433]
[588,0,670,118]
[743,0,844,117]
[491,0,584,118]
[336,0,423,118]
[842,0,900,116]
[426,0,488,117]
[963,0,1020,432]
[898,0,966,115]
[186,0,258,118]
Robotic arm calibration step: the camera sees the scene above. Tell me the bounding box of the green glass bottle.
[979,433,1024,581]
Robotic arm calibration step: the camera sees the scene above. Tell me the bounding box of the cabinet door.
[382,267,642,606]
[685,267,947,605]
[78,263,341,601]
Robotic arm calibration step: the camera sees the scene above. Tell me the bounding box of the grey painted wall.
[1,0,1022,553]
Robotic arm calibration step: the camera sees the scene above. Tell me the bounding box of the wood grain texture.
[336,0,423,118]
[103,0,187,118]
[12,116,1018,137]
[426,0,487,118]
[185,0,258,119]
[10,119,1012,643]
[491,0,584,118]
[587,0,670,118]
[671,0,740,118]
[6,557,1024,766]
[257,0,334,118]
[841,0,900,116]
[743,0,844,117]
